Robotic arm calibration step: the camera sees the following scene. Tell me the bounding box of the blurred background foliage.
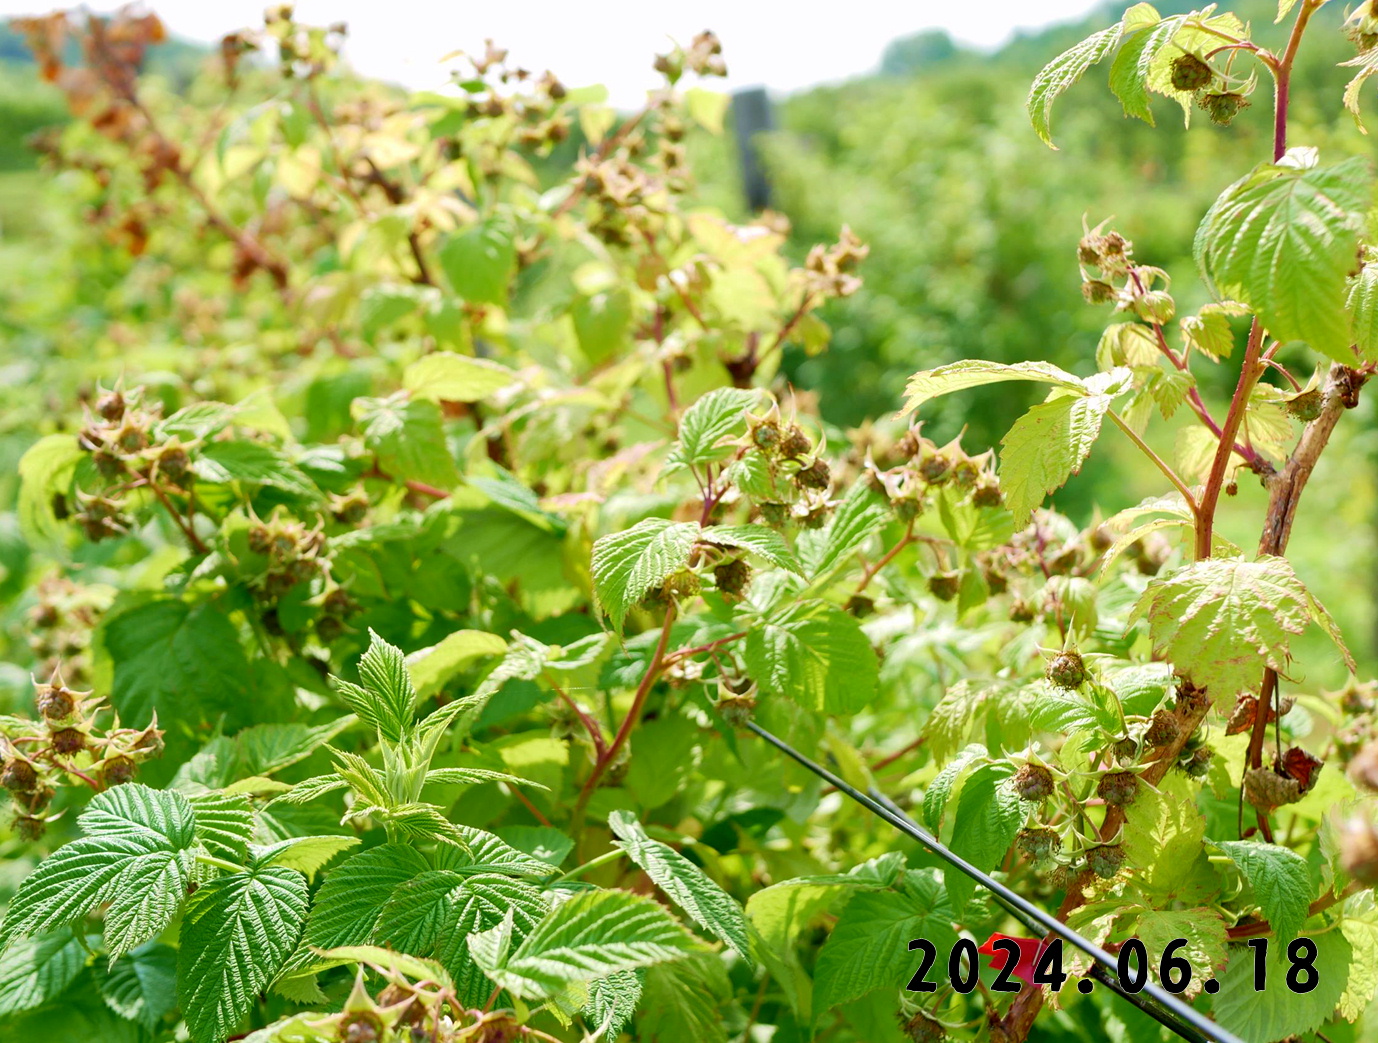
[0,0,1373,680]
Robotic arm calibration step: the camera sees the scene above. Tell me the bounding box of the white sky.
[1,1,1104,105]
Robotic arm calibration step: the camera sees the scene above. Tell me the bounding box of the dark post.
[731,87,775,212]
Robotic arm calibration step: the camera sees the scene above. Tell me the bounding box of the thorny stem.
[545,673,607,757]
[572,604,677,827]
[1194,319,1265,559]
[148,480,209,553]
[855,521,916,595]
[1227,880,1365,939]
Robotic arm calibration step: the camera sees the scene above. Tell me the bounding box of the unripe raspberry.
[972,479,1003,508]
[794,459,831,491]
[1113,737,1139,763]
[717,693,756,727]
[663,570,700,600]
[751,420,782,452]
[1340,815,1378,885]
[779,425,811,460]
[1046,650,1086,690]
[36,684,75,720]
[713,558,752,600]
[845,594,875,618]
[1082,279,1116,305]
[1200,91,1248,126]
[1013,763,1055,802]
[952,457,980,488]
[14,814,46,842]
[50,727,86,755]
[1010,596,1037,623]
[1,758,37,793]
[331,492,370,525]
[1086,844,1125,879]
[893,497,923,522]
[928,571,960,602]
[1285,389,1323,422]
[759,502,790,527]
[1096,770,1139,807]
[1169,53,1213,91]
[1017,826,1062,862]
[339,1014,382,1043]
[800,505,830,529]
[918,452,951,484]
[96,390,125,421]
[1183,745,1214,778]
[14,785,54,813]
[900,1011,946,1042]
[1144,709,1179,749]
[158,445,190,482]
[100,756,137,788]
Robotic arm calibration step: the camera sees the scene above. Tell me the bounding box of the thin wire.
[748,722,1243,1043]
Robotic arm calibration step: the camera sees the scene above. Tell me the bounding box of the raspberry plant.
[2,3,1378,1043]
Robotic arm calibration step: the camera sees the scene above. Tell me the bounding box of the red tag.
[978,932,1044,986]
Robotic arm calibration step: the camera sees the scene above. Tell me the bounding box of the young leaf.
[1131,908,1227,1000]
[699,524,804,576]
[1132,555,1319,701]
[945,765,1024,913]
[178,866,309,1043]
[591,518,700,632]
[1109,12,1187,125]
[349,629,418,742]
[1217,840,1313,945]
[812,869,957,1018]
[743,600,879,714]
[1028,22,1125,147]
[664,387,762,471]
[609,810,752,962]
[1195,153,1370,362]
[903,359,1085,415]
[403,352,518,403]
[999,393,1112,525]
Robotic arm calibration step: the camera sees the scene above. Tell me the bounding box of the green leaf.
[79,784,196,846]
[807,483,890,580]
[571,288,634,364]
[903,359,1085,414]
[609,810,751,963]
[1180,301,1249,361]
[103,847,194,959]
[591,518,699,632]
[403,353,518,403]
[100,943,178,1032]
[1027,22,1125,148]
[355,393,459,489]
[407,629,508,701]
[286,844,429,971]
[193,441,318,499]
[1000,392,1112,526]
[921,744,986,833]
[1212,930,1351,1043]
[637,954,731,1042]
[476,889,701,999]
[699,524,804,576]
[188,792,255,860]
[1131,908,1227,999]
[584,969,642,1039]
[1132,555,1317,701]
[1347,260,1378,364]
[17,433,84,546]
[374,871,547,1006]
[438,219,515,305]
[100,599,259,733]
[1338,892,1378,1020]
[1217,840,1312,945]
[1109,12,1186,125]
[251,836,360,877]
[1341,46,1378,132]
[178,866,309,1043]
[665,388,762,471]
[812,869,957,1018]
[1123,773,1208,898]
[1195,153,1370,362]
[743,600,878,714]
[944,765,1024,913]
[0,929,91,1015]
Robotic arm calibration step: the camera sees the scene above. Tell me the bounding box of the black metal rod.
[747,722,1241,1043]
